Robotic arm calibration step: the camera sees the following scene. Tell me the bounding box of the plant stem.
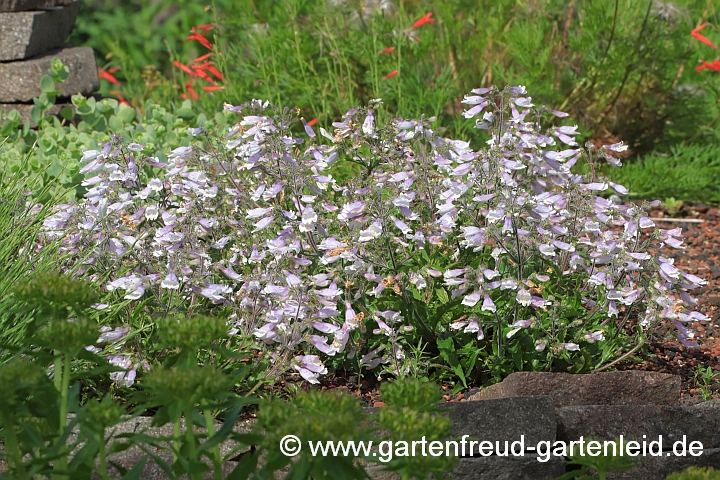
[184,410,199,480]
[54,353,72,480]
[204,409,223,480]
[98,435,110,480]
[591,340,644,373]
[173,419,181,464]
[0,411,30,480]
[600,0,654,120]
[684,110,720,145]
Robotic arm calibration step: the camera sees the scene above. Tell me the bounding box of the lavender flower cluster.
[41,85,707,385]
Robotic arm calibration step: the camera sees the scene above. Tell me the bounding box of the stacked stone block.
[0,0,98,125]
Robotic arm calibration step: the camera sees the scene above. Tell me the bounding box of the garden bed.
[307,202,720,407]
[616,203,720,404]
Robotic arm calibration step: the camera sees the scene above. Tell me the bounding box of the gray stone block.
[607,447,720,480]
[467,371,681,407]
[556,402,720,450]
[451,456,566,480]
[0,0,57,12]
[0,1,80,60]
[0,45,98,103]
[442,396,556,448]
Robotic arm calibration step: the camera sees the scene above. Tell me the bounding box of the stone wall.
[0,0,98,125]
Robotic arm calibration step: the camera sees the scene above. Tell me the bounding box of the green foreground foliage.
[0,274,455,479]
[668,467,720,480]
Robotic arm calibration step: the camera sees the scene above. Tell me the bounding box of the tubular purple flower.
[301,118,316,138]
[294,355,327,384]
[97,326,129,344]
[462,291,482,307]
[310,335,337,355]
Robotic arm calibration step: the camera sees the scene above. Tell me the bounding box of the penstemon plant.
[40,85,708,388]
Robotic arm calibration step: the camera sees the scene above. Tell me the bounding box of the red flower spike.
[197,24,214,32]
[193,62,222,80]
[173,60,195,75]
[307,118,318,126]
[206,65,224,81]
[98,67,120,85]
[691,24,719,50]
[412,12,435,29]
[184,81,199,101]
[193,53,213,64]
[697,59,720,72]
[187,27,213,49]
[107,67,120,74]
[382,70,398,80]
[378,47,395,55]
[202,85,225,91]
[193,67,215,83]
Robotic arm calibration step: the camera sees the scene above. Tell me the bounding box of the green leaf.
[109,115,124,132]
[50,160,63,177]
[436,287,449,305]
[40,75,55,93]
[177,108,195,120]
[437,336,466,387]
[118,105,136,123]
[0,120,14,137]
[71,94,87,108]
[120,456,149,480]
[60,106,74,121]
[226,451,259,480]
[50,58,63,72]
[30,106,42,125]
[96,101,113,115]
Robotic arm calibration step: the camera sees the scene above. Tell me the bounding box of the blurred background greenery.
[39,0,720,203]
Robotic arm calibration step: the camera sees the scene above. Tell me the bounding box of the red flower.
[193,53,213,64]
[187,26,213,49]
[173,60,194,75]
[691,24,719,50]
[206,65,223,81]
[116,94,130,106]
[412,12,435,29]
[109,90,130,106]
[378,47,395,55]
[193,67,215,83]
[202,85,225,91]
[194,62,224,81]
[382,70,398,80]
[181,81,199,101]
[307,118,318,126]
[98,67,120,85]
[697,59,720,72]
